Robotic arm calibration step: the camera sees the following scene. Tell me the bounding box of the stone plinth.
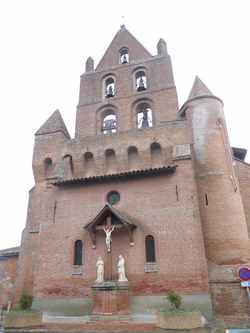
[91,281,130,315]
[156,310,205,330]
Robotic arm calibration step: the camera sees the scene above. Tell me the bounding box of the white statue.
[95,256,104,283]
[117,254,128,282]
[103,225,115,252]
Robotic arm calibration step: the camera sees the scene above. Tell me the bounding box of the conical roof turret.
[188,76,213,100]
[35,109,70,138]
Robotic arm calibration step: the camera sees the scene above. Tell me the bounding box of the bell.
[137,77,146,91]
[141,111,149,128]
[106,85,114,98]
[121,54,128,64]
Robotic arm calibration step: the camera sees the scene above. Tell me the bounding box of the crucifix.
[103,224,115,252]
[103,215,115,280]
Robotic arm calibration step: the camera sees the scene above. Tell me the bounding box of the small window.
[44,157,53,178]
[107,191,120,205]
[136,103,153,129]
[102,112,117,134]
[145,235,156,263]
[205,194,208,206]
[135,71,147,91]
[105,77,115,98]
[120,48,129,64]
[74,240,83,265]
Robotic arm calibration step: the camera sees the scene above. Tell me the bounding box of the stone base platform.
[91,281,129,315]
[38,312,156,332]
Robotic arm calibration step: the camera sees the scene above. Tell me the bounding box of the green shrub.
[166,290,182,310]
[19,294,33,310]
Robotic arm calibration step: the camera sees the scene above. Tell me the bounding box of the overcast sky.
[0,0,250,249]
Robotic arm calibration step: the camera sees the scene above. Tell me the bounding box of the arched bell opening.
[135,70,147,92]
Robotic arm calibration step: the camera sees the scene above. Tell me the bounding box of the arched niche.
[84,152,95,176]
[128,146,139,170]
[105,149,117,173]
[150,142,162,167]
[63,154,73,178]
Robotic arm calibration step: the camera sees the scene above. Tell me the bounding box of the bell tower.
[75,25,178,139]
[15,27,213,320]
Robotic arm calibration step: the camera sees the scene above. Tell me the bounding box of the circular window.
[107,191,120,205]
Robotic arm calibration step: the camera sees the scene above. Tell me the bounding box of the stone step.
[89,314,131,322]
[43,312,156,324]
[43,321,156,332]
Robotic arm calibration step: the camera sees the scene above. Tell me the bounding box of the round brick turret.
[181,76,250,264]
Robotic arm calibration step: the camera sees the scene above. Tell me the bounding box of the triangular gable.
[96,26,152,71]
[84,204,137,248]
[84,203,136,231]
[35,110,70,139]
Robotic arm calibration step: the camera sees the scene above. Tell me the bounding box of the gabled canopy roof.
[84,203,137,231]
[84,204,137,247]
[96,25,152,71]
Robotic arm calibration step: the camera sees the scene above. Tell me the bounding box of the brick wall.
[17,160,209,299]
[0,256,18,307]
[235,160,250,237]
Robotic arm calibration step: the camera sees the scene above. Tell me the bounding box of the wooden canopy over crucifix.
[84,204,137,281]
[84,203,137,250]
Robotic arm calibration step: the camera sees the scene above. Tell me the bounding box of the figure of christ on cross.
[103,224,115,252]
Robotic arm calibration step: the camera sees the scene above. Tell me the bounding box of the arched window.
[136,103,153,129]
[150,142,162,167]
[74,240,83,265]
[135,71,147,91]
[44,157,53,178]
[145,235,156,263]
[105,77,115,98]
[120,48,129,64]
[102,111,117,134]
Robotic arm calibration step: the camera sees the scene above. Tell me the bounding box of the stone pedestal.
[91,281,130,315]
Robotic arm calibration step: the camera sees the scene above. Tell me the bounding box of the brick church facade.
[1,26,250,321]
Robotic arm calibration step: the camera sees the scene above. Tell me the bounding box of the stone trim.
[144,262,158,273]
[173,144,191,160]
[72,265,83,276]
